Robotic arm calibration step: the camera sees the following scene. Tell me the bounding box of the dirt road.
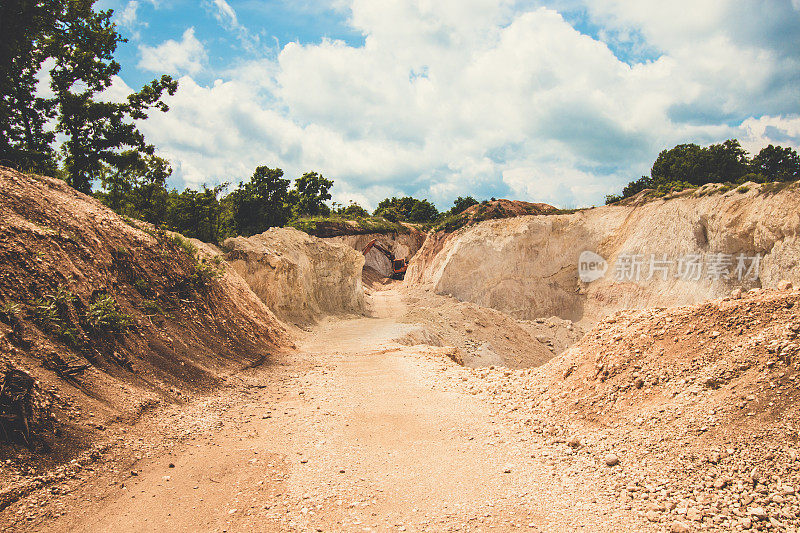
[19,289,643,532]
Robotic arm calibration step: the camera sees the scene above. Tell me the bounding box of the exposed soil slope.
[408,181,800,325]
[473,286,800,530]
[222,228,366,326]
[0,167,288,482]
[436,199,558,232]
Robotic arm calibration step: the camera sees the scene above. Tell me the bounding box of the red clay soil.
[0,168,288,484]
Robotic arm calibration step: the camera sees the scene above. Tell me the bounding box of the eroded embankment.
[222,228,366,326]
[0,167,289,468]
[407,182,800,325]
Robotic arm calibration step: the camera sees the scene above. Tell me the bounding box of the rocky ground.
[3,282,796,531]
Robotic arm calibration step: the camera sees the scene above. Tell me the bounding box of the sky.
[96,0,800,209]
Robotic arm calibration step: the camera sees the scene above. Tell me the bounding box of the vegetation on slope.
[606,140,800,204]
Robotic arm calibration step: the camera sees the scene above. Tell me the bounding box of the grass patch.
[287,215,408,237]
[87,294,130,333]
[0,301,21,325]
[29,286,80,345]
[140,299,164,316]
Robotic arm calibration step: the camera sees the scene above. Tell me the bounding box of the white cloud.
[118,1,140,28]
[133,1,800,208]
[210,0,239,29]
[138,28,207,75]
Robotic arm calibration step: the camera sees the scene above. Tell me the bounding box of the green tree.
[167,184,228,243]
[0,0,177,192]
[752,145,800,181]
[374,196,439,222]
[0,0,58,173]
[407,199,439,222]
[449,196,478,215]
[650,143,708,185]
[292,171,333,217]
[336,201,369,219]
[230,166,291,236]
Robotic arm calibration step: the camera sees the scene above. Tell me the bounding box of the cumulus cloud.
[118,1,140,28]
[138,28,207,75]
[135,0,800,208]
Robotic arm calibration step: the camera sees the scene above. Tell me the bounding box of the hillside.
[470,286,800,530]
[435,199,559,232]
[0,168,289,472]
[407,180,800,325]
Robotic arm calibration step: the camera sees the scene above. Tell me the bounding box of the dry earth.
[1,285,649,533]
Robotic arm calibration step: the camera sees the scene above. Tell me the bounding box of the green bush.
[191,256,224,287]
[87,294,131,333]
[140,299,164,315]
[0,301,21,325]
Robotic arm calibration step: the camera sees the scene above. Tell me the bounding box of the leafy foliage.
[228,166,291,237]
[166,184,229,243]
[608,140,800,204]
[291,171,333,218]
[374,196,440,223]
[448,196,479,215]
[87,294,130,333]
[0,0,177,192]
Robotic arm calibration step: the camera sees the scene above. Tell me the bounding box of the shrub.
[87,295,131,333]
[140,299,164,315]
[0,302,21,325]
[191,256,224,287]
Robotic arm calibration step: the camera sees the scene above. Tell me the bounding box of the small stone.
[503,464,513,473]
[670,521,690,533]
[645,510,660,522]
[730,288,743,299]
[739,517,752,528]
[604,453,620,467]
[567,436,582,448]
[749,506,767,521]
[777,279,793,290]
[686,507,703,521]
[168,463,175,468]
[130,471,138,476]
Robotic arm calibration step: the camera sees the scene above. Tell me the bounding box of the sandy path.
[27,290,642,532]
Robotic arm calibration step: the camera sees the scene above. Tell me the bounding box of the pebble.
[686,507,703,521]
[604,453,619,467]
[749,506,767,521]
[670,521,690,533]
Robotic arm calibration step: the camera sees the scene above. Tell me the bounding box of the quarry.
[1,167,800,532]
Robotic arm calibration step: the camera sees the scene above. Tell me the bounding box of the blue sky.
[97,0,800,210]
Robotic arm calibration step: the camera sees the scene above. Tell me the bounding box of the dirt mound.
[408,181,800,326]
[399,288,582,369]
[0,167,288,465]
[222,228,366,326]
[436,199,558,232]
[477,286,800,529]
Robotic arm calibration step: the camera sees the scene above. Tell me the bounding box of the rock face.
[407,183,800,325]
[222,228,366,325]
[324,232,426,278]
